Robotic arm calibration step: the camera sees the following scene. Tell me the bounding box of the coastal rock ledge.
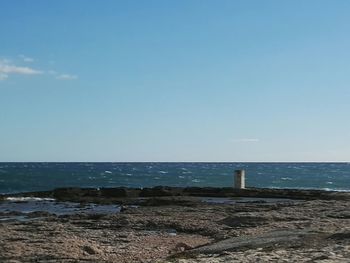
[3,186,350,203]
[1,187,350,262]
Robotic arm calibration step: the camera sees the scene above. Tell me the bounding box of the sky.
[1,0,350,162]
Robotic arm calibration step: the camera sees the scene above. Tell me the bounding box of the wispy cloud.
[0,58,11,64]
[48,70,57,75]
[48,69,78,80]
[0,56,78,81]
[0,64,42,75]
[0,59,42,80]
[230,138,260,143]
[0,73,8,80]
[56,74,78,80]
[19,55,34,63]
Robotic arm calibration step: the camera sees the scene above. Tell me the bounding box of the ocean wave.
[1,163,350,193]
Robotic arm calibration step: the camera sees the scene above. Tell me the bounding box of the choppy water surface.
[0,163,350,193]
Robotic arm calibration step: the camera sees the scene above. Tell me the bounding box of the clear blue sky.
[1,0,350,162]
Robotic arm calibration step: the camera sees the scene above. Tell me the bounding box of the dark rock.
[53,188,85,201]
[52,187,106,201]
[219,216,269,228]
[184,187,230,197]
[327,213,350,219]
[120,206,128,212]
[82,245,98,255]
[140,186,174,197]
[5,186,350,204]
[86,213,107,220]
[328,232,350,240]
[140,197,198,207]
[100,188,128,198]
[312,255,329,260]
[116,216,130,226]
[186,229,321,254]
[174,242,193,252]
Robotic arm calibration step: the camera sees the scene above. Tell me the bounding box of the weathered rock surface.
[1,188,350,262]
[185,229,324,254]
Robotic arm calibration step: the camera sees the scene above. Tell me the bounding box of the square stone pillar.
[234,170,245,189]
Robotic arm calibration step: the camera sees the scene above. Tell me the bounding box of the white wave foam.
[6,197,55,202]
[321,188,350,192]
[268,186,350,192]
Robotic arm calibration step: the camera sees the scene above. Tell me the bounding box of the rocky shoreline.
[1,187,350,262]
[4,186,350,203]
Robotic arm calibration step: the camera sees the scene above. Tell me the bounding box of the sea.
[1,162,350,194]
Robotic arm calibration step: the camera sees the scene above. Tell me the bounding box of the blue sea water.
[0,162,350,194]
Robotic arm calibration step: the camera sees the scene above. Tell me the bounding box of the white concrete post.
[234,170,245,189]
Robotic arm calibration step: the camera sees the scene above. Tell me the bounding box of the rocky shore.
[1,187,350,262]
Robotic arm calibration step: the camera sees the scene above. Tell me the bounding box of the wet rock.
[0,211,24,216]
[27,211,55,218]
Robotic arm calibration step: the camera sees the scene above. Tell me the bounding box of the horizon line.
[0,161,349,163]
